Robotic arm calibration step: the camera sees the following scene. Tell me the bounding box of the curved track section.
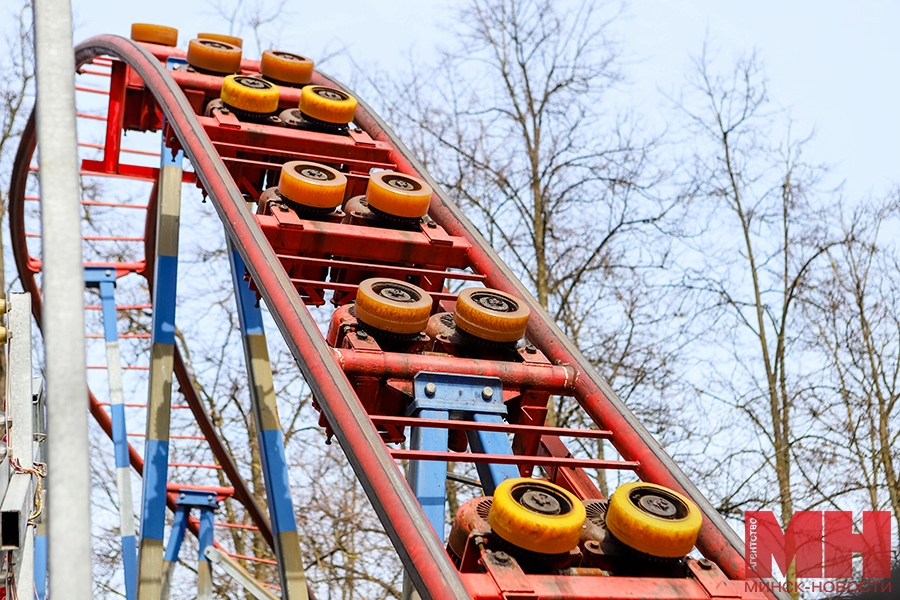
[8,33,779,600]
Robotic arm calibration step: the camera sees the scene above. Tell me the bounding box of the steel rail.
[68,35,470,600]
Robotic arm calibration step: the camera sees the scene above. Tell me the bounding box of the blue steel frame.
[85,266,137,600]
[136,120,184,600]
[408,372,519,540]
[228,244,308,598]
[162,489,218,597]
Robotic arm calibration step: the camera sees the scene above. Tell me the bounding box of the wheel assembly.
[453,288,530,343]
[298,86,358,125]
[220,75,279,115]
[197,32,243,48]
[277,161,347,210]
[364,171,432,219]
[605,482,702,558]
[187,38,242,75]
[488,478,586,555]
[130,23,178,47]
[353,278,433,335]
[261,50,314,86]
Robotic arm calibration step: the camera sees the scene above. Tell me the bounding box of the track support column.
[86,267,136,600]
[228,243,309,600]
[137,125,183,600]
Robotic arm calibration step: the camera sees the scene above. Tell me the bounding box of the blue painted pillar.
[228,242,309,599]
[136,121,183,600]
[86,266,137,600]
[408,409,450,541]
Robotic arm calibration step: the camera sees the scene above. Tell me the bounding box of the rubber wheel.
[198,33,243,48]
[354,278,433,334]
[365,172,432,219]
[488,478,586,555]
[605,482,702,558]
[298,86,357,124]
[261,50,314,85]
[220,75,279,113]
[453,288,530,343]
[131,24,178,47]
[187,38,242,74]
[278,161,347,209]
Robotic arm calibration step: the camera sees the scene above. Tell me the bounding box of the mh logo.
[745,511,892,579]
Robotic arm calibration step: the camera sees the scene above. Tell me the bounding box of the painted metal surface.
[136,127,183,600]
[85,267,137,600]
[229,243,309,600]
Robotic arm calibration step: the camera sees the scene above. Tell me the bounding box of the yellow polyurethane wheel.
[187,38,242,74]
[354,278,433,334]
[131,23,178,47]
[220,75,280,113]
[278,161,347,209]
[488,478,586,555]
[365,171,432,219]
[453,288,530,343]
[298,86,357,124]
[198,33,243,48]
[605,482,703,558]
[261,50,314,85]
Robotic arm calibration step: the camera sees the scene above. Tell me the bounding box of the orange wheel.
[220,75,280,113]
[131,24,178,46]
[454,288,530,343]
[261,50,314,85]
[354,278,433,334]
[298,86,357,124]
[187,38,242,74]
[365,171,432,219]
[605,482,702,558]
[278,161,347,209]
[488,478,586,554]
[198,33,243,48]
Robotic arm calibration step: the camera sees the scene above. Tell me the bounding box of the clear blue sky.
[68,0,900,201]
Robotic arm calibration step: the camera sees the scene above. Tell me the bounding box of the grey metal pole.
[31,0,93,597]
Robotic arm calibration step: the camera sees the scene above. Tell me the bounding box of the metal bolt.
[427,221,437,229]
[492,551,511,565]
[698,558,713,570]
[105,269,112,276]
[208,495,214,502]
[424,382,437,397]
[356,330,368,340]
[481,387,494,401]
[525,344,537,354]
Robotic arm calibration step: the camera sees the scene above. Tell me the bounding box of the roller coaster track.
[9,32,778,600]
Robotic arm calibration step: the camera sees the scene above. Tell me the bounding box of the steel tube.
[31,0,93,596]
[333,348,575,393]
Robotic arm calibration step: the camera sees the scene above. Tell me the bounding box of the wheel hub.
[272,51,307,62]
[520,490,561,515]
[472,292,517,312]
[628,487,688,520]
[234,76,270,90]
[299,167,332,181]
[373,282,419,303]
[199,40,230,50]
[386,176,419,191]
[315,88,345,101]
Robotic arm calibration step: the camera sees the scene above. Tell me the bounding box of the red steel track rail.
[7,33,782,600]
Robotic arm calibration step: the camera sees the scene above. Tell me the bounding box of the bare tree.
[0,1,34,402]
[671,44,846,594]
[804,196,900,533]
